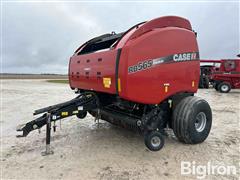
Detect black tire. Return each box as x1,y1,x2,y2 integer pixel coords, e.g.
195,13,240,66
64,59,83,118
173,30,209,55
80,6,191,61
172,96,212,144
214,81,221,91
76,111,87,119
204,77,209,89
198,75,204,88
144,131,164,151
218,82,231,93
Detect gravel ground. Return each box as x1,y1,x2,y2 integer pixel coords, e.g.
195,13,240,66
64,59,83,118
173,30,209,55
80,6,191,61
1,80,239,180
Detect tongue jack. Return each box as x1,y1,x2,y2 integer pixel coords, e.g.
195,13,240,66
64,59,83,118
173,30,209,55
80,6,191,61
41,113,54,156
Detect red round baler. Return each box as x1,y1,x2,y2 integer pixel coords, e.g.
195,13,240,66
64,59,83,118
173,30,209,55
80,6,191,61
17,16,212,152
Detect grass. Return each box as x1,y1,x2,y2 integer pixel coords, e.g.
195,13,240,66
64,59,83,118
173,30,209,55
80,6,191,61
46,79,69,84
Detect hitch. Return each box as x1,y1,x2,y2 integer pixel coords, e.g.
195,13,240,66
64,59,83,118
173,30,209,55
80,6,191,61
16,92,99,155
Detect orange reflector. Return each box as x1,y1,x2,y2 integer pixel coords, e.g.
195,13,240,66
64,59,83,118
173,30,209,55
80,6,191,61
118,78,121,92
192,81,195,87
165,86,168,92
164,83,170,93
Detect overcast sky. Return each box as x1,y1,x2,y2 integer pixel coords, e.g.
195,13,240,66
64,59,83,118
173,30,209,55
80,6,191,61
2,1,239,74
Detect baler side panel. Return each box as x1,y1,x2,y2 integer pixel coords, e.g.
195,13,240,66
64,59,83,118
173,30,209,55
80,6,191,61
118,27,199,104
69,50,118,94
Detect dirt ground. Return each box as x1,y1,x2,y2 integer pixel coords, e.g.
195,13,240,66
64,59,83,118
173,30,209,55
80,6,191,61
1,80,239,180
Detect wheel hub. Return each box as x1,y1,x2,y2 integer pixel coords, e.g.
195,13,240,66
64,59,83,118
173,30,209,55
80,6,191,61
195,112,207,132
221,85,229,91
151,136,161,148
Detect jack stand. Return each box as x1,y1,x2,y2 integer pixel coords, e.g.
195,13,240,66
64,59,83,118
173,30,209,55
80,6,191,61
42,113,54,156
95,117,99,128
53,121,56,132
96,109,101,128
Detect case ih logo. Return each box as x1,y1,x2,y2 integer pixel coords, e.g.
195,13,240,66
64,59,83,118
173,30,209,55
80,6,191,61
128,52,199,74
173,52,197,62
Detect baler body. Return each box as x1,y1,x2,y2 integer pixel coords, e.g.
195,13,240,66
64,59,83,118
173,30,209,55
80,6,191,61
69,16,200,104
17,16,213,152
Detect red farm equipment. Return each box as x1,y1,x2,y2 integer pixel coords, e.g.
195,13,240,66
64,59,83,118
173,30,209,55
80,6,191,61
17,16,212,153
199,59,240,93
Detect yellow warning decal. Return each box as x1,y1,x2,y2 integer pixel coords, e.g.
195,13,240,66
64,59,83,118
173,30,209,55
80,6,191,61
118,78,121,92
103,78,111,88
61,112,68,116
